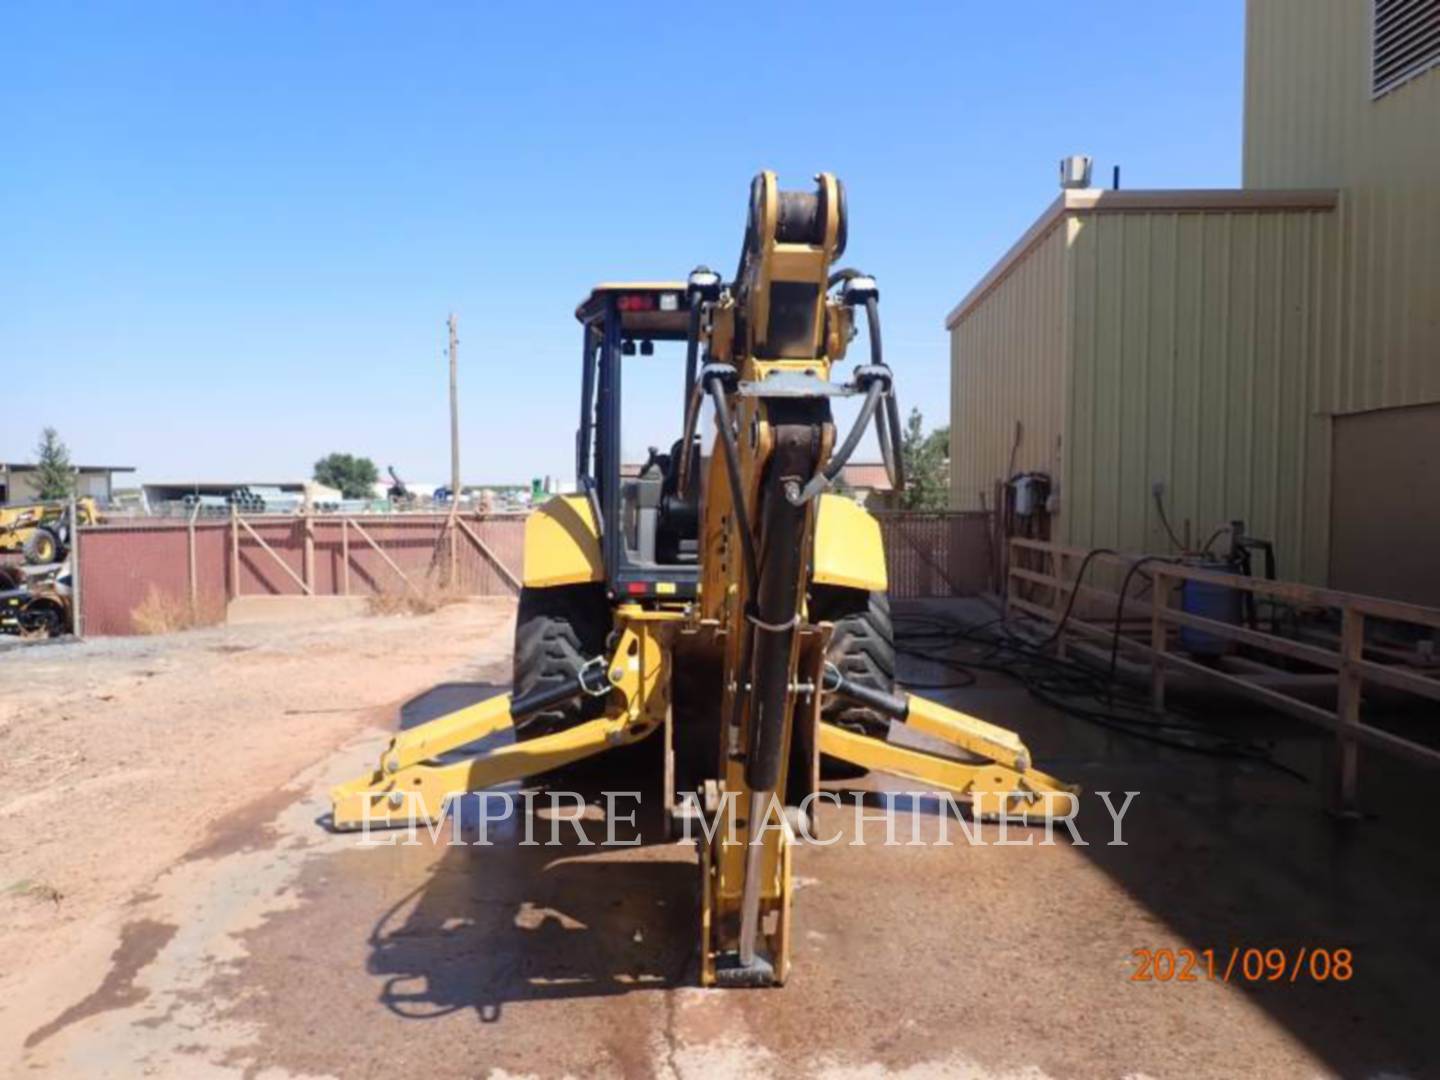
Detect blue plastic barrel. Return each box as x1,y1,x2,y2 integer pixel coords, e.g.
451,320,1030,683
1179,569,1241,657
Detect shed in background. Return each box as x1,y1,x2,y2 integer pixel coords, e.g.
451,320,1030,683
0,462,134,506
947,189,1339,586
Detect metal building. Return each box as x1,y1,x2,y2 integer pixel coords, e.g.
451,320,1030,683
1245,0,1440,604
0,462,134,506
947,0,1439,602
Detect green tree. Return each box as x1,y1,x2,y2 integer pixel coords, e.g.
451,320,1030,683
900,408,949,510
32,427,75,500
313,453,379,500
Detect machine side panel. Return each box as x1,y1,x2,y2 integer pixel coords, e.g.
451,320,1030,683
811,494,887,592
522,495,604,587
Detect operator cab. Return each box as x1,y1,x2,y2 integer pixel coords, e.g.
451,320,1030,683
574,282,703,601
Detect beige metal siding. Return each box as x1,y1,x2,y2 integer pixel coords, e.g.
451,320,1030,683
1063,207,1339,583
5,472,42,504
1245,0,1440,414
948,220,1069,510
1330,403,1440,606
76,474,111,501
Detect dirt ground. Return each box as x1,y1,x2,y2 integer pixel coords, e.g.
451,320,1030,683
0,598,1435,1078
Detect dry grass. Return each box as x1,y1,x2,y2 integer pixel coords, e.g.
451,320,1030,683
4,879,63,905
130,585,204,635
365,581,471,617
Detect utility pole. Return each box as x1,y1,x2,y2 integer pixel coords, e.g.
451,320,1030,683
447,313,461,502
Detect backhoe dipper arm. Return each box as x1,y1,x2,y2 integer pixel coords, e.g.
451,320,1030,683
691,172,1076,988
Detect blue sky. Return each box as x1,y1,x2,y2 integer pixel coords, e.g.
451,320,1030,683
2,1,1243,486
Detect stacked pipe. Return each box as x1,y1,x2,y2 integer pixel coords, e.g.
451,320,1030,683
223,488,267,513
218,487,305,515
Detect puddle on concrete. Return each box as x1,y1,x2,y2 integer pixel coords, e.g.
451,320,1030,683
25,918,178,1048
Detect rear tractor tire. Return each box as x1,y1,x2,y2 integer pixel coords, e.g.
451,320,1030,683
511,583,611,740
811,583,897,740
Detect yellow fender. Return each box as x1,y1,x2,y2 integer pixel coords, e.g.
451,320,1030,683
811,493,887,592
523,494,603,587
524,492,884,592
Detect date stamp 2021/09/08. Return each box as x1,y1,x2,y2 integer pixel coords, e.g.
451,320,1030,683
1129,947,1354,984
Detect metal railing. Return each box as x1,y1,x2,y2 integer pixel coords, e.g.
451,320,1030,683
1006,537,1440,813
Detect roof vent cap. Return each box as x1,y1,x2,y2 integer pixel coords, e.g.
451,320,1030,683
1059,155,1093,190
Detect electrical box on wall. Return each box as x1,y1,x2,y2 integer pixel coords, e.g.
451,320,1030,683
1010,473,1052,516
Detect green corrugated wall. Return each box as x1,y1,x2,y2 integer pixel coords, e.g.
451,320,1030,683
1063,207,1339,583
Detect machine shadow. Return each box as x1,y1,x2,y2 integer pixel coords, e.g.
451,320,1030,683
365,683,697,1024
897,600,1440,1078
1068,748,1440,1078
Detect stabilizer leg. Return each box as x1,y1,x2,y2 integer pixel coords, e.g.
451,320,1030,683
902,693,1033,773
817,683,1078,821
331,712,647,829
377,692,518,776
331,610,675,831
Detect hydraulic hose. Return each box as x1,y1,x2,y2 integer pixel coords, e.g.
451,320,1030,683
676,381,704,501
681,296,703,450
788,378,884,505
822,664,910,721
785,287,902,505
829,380,885,481
509,658,610,720
677,296,706,500
876,388,898,488
864,295,906,492
864,294,883,368
707,375,761,594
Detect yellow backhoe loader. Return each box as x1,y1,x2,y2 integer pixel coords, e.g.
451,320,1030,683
332,172,1076,986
